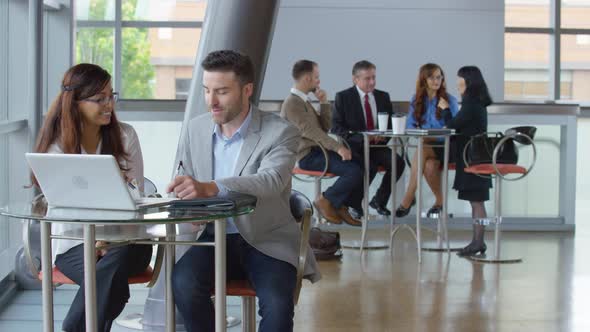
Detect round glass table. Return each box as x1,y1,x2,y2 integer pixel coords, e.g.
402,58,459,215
0,199,255,332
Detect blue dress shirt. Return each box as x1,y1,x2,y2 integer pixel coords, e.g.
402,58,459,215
212,108,253,234
406,94,459,129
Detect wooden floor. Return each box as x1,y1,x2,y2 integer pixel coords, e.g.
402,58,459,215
0,226,587,332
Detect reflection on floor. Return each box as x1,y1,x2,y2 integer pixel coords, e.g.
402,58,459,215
0,227,586,332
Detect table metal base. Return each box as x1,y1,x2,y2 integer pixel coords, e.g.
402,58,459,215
115,313,241,330
421,241,464,252
467,253,523,264
341,240,389,250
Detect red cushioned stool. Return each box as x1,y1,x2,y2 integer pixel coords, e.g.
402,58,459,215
463,128,537,264
39,265,155,285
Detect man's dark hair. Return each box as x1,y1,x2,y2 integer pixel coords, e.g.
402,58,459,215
292,60,317,80
352,60,376,76
201,50,255,85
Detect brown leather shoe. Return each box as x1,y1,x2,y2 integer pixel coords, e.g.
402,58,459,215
337,207,363,227
313,196,342,224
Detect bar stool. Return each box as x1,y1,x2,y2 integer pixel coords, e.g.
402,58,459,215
292,143,336,226
463,127,537,264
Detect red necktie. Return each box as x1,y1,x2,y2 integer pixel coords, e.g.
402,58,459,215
364,94,374,130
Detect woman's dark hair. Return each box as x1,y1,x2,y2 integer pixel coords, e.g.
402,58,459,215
457,66,492,106
34,63,128,172
412,63,449,126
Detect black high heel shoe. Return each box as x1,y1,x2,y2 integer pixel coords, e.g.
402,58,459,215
395,198,416,218
457,242,487,257
426,205,443,218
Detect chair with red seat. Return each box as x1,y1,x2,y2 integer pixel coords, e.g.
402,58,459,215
463,127,537,263
220,189,313,332
291,137,338,226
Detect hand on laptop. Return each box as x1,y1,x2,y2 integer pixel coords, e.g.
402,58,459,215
166,175,219,200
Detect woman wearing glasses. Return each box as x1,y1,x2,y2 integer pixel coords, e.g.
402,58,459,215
33,63,152,332
395,63,459,218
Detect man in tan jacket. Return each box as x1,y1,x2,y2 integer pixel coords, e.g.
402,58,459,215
280,60,362,226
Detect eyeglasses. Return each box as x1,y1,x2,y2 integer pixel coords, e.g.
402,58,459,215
83,92,119,106
427,75,444,82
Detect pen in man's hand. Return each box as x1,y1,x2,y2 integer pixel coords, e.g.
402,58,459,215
169,160,185,198
176,161,185,177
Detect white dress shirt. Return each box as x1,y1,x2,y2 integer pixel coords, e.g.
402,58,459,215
356,85,378,128
290,87,310,102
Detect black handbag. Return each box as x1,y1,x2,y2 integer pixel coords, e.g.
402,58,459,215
466,132,518,165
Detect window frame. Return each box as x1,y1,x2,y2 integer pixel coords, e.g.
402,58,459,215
505,0,590,101
74,0,203,102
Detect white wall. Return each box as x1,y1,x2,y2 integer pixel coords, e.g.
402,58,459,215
262,0,504,102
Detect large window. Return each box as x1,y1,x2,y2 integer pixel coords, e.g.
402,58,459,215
76,0,206,100
505,0,590,101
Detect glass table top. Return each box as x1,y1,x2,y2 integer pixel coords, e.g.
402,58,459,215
0,196,255,225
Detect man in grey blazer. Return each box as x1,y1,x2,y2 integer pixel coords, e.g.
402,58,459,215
167,50,320,332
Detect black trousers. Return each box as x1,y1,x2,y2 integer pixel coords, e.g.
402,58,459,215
55,243,152,332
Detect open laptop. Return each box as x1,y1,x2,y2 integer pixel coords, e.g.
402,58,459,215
26,153,175,211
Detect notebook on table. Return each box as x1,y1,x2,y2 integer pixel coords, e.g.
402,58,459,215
405,128,455,136
26,153,176,211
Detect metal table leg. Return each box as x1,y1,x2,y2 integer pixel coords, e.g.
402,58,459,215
422,136,462,252
215,219,227,332
40,221,54,332
165,224,176,332
389,139,397,249
83,224,98,331
389,138,420,254
415,138,423,263
346,133,389,251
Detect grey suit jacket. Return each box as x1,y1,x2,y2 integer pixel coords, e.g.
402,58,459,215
181,105,321,283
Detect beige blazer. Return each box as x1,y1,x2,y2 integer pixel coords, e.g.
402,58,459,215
280,93,343,161
181,106,321,282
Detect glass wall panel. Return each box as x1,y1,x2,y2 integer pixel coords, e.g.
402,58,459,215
505,0,550,28
560,34,590,101
122,0,206,21
121,28,201,99
76,27,115,75
76,0,116,21
505,33,551,100
562,0,590,29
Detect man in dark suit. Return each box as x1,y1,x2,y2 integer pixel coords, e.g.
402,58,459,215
332,60,405,217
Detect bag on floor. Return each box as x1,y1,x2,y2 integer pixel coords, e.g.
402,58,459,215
309,227,342,260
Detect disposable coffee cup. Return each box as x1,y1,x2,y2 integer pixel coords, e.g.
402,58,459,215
391,114,406,134
377,112,389,132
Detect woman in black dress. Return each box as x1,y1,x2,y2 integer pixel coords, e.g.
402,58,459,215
442,66,492,257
